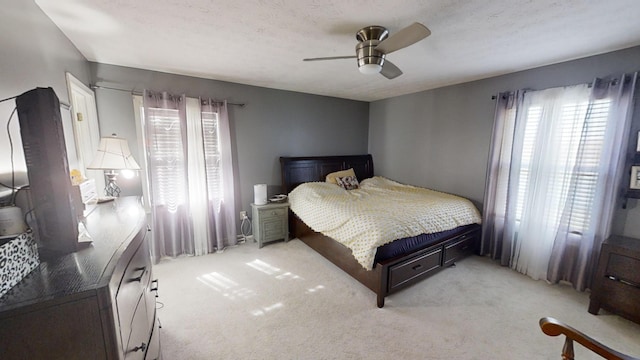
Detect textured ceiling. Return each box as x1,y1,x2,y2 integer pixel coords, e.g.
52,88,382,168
36,0,640,102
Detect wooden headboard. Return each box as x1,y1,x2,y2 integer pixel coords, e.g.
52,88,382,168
280,154,374,194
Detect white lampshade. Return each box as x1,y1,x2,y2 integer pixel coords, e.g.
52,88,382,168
87,136,140,170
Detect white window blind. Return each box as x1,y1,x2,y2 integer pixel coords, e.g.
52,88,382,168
201,111,222,201
514,98,611,234
138,98,224,210
146,107,187,212
565,99,610,233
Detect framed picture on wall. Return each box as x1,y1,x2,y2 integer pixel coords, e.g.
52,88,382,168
631,166,640,189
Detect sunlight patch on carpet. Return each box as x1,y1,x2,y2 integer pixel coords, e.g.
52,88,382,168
196,272,256,300
246,259,303,281
251,302,284,316
246,259,280,275
305,285,325,294
276,272,301,280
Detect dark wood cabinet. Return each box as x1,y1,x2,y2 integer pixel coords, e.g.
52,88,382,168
0,197,160,359
588,235,640,325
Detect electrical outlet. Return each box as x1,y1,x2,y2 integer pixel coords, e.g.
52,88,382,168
240,211,248,220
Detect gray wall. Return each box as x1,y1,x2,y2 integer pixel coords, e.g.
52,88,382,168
0,0,90,203
89,63,369,216
6,0,640,238
368,46,640,237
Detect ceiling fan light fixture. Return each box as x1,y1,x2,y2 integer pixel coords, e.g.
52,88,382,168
356,40,385,75
357,52,385,75
303,22,430,79
359,63,382,75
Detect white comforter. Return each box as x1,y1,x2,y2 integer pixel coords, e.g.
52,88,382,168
289,176,482,270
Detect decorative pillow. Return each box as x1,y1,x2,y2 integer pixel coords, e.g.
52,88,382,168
335,175,360,190
325,168,356,184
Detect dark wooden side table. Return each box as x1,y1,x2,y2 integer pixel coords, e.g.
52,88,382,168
588,235,640,325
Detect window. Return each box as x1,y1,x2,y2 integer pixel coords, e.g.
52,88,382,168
132,96,223,211
514,98,611,235
145,106,187,212
134,91,237,259
484,74,637,289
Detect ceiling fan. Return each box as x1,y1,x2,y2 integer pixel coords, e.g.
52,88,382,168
303,22,431,79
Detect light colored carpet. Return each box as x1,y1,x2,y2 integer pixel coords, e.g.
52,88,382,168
154,239,640,359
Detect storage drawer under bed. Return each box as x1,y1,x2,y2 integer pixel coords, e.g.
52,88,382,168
389,248,442,290
385,227,480,293
444,232,477,266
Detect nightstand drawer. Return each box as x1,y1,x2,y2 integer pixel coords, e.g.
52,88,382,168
263,219,285,238
259,208,286,220
606,253,640,285
589,235,640,325
599,278,640,323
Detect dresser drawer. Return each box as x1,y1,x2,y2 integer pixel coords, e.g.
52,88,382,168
124,296,149,360
444,232,477,266
116,239,151,351
259,208,286,220
144,278,157,330
389,248,442,290
145,316,161,360
606,253,640,285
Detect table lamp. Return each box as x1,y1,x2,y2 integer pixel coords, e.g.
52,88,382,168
87,134,140,197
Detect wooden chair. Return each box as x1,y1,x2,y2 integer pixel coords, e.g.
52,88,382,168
539,317,639,360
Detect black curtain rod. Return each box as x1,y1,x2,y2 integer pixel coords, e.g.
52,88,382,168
0,95,17,104
90,84,246,107
1,94,70,109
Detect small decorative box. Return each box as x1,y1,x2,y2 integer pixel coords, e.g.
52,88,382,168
0,231,40,298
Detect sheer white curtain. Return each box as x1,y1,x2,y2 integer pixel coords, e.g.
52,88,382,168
482,73,638,290
201,99,237,253
510,84,593,281
186,97,210,255
548,74,638,289
143,90,237,262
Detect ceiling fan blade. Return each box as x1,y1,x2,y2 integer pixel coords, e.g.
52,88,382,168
375,22,431,54
303,56,357,61
380,60,402,79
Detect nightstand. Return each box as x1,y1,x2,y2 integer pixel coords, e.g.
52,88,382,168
588,235,640,325
251,202,289,248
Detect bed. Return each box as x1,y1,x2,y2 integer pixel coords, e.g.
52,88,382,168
280,154,482,307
